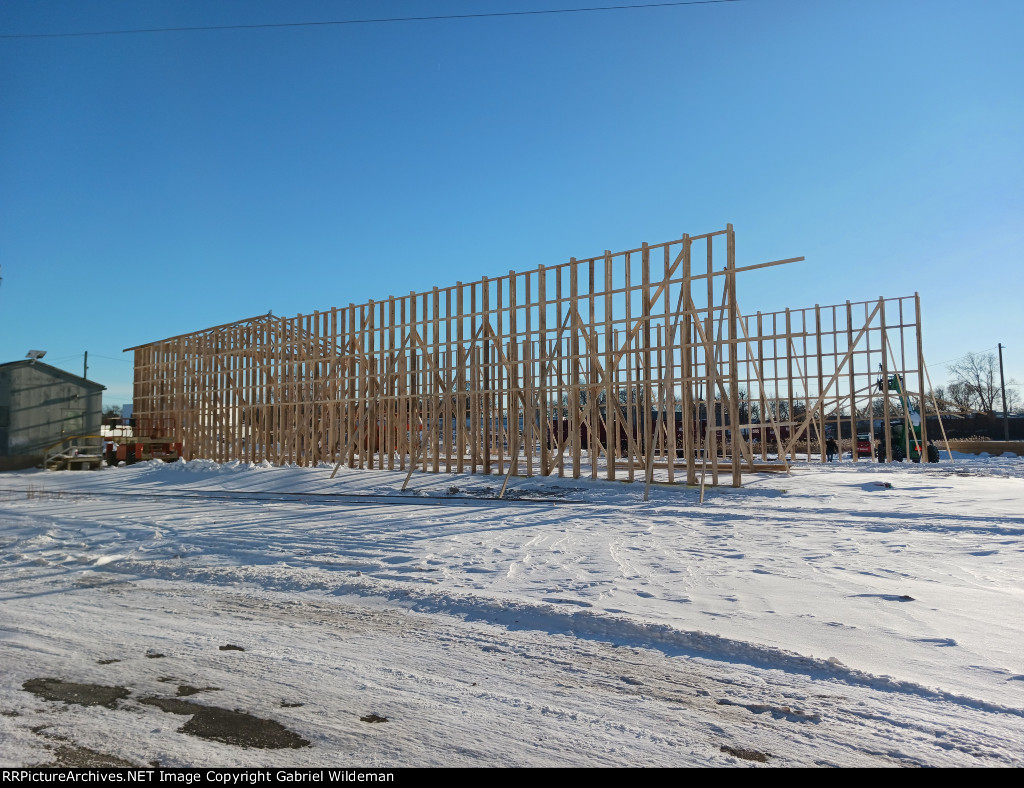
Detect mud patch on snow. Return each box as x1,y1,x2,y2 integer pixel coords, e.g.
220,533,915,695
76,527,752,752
23,678,130,709
716,697,821,723
28,716,142,767
176,684,220,697
40,743,139,768
139,697,310,749
720,744,770,763
502,486,578,500
541,597,593,608
139,697,196,715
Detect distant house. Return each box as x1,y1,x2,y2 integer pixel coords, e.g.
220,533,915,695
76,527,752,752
0,360,105,470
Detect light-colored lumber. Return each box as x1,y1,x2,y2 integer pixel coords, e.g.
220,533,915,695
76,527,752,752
126,229,933,492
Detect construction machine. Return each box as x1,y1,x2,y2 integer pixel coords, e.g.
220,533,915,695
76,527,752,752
875,371,939,463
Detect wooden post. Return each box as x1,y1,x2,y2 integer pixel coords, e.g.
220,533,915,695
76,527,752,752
589,258,599,480
456,282,466,474
846,300,856,462
880,298,893,463
706,240,718,486
682,236,695,485
922,361,954,460
663,245,676,483
624,251,636,482
538,267,548,477
568,260,580,478
482,276,491,476
727,225,741,487
639,244,652,487
815,304,825,463
915,293,928,451
604,251,615,480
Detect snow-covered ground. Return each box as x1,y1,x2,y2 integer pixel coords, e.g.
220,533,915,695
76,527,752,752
1,454,1021,767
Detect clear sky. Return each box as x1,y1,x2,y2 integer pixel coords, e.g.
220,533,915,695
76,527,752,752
1,0,1021,407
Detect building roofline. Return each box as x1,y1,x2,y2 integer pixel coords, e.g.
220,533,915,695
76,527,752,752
0,359,106,390
123,311,275,351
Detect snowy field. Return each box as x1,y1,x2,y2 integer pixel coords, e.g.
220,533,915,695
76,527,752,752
0,454,1022,768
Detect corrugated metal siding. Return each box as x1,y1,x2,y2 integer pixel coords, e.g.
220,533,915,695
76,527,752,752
0,364,103,460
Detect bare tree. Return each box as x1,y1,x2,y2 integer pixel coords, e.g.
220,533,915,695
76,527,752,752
1004,385,1022,414
763,400,789,422
925,385,947,415
947,381,976,414
947,352,1019,414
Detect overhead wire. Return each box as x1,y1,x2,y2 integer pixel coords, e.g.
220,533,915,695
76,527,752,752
89,354,133,363
929,347,998,368
0,1,744,40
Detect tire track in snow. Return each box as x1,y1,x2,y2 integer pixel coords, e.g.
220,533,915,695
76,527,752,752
90,555,1024,721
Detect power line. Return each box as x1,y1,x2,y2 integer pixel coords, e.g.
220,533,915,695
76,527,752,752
930,346,998,369
90,354,133,363
0,1,743,40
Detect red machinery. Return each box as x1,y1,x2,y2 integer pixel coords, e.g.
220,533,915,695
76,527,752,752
106,417,183,465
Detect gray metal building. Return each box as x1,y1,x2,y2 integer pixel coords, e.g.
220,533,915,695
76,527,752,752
0,360,105,470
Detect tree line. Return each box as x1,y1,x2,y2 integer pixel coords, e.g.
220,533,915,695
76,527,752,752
932,351,1020,416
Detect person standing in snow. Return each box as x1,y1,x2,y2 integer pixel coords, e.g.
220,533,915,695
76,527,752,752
826,437,838,462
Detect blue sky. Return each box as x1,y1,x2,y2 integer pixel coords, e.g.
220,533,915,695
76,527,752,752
1,0,1021,406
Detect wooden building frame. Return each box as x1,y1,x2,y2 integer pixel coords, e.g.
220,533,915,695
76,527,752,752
127,225,936,490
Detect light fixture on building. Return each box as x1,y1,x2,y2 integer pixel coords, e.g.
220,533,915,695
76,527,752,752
26,349,46,362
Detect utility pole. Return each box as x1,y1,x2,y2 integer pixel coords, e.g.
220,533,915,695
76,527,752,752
83,351,88,380
998,343,1008,440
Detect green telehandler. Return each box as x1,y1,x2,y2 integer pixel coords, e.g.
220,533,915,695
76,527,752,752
875,372,940,463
